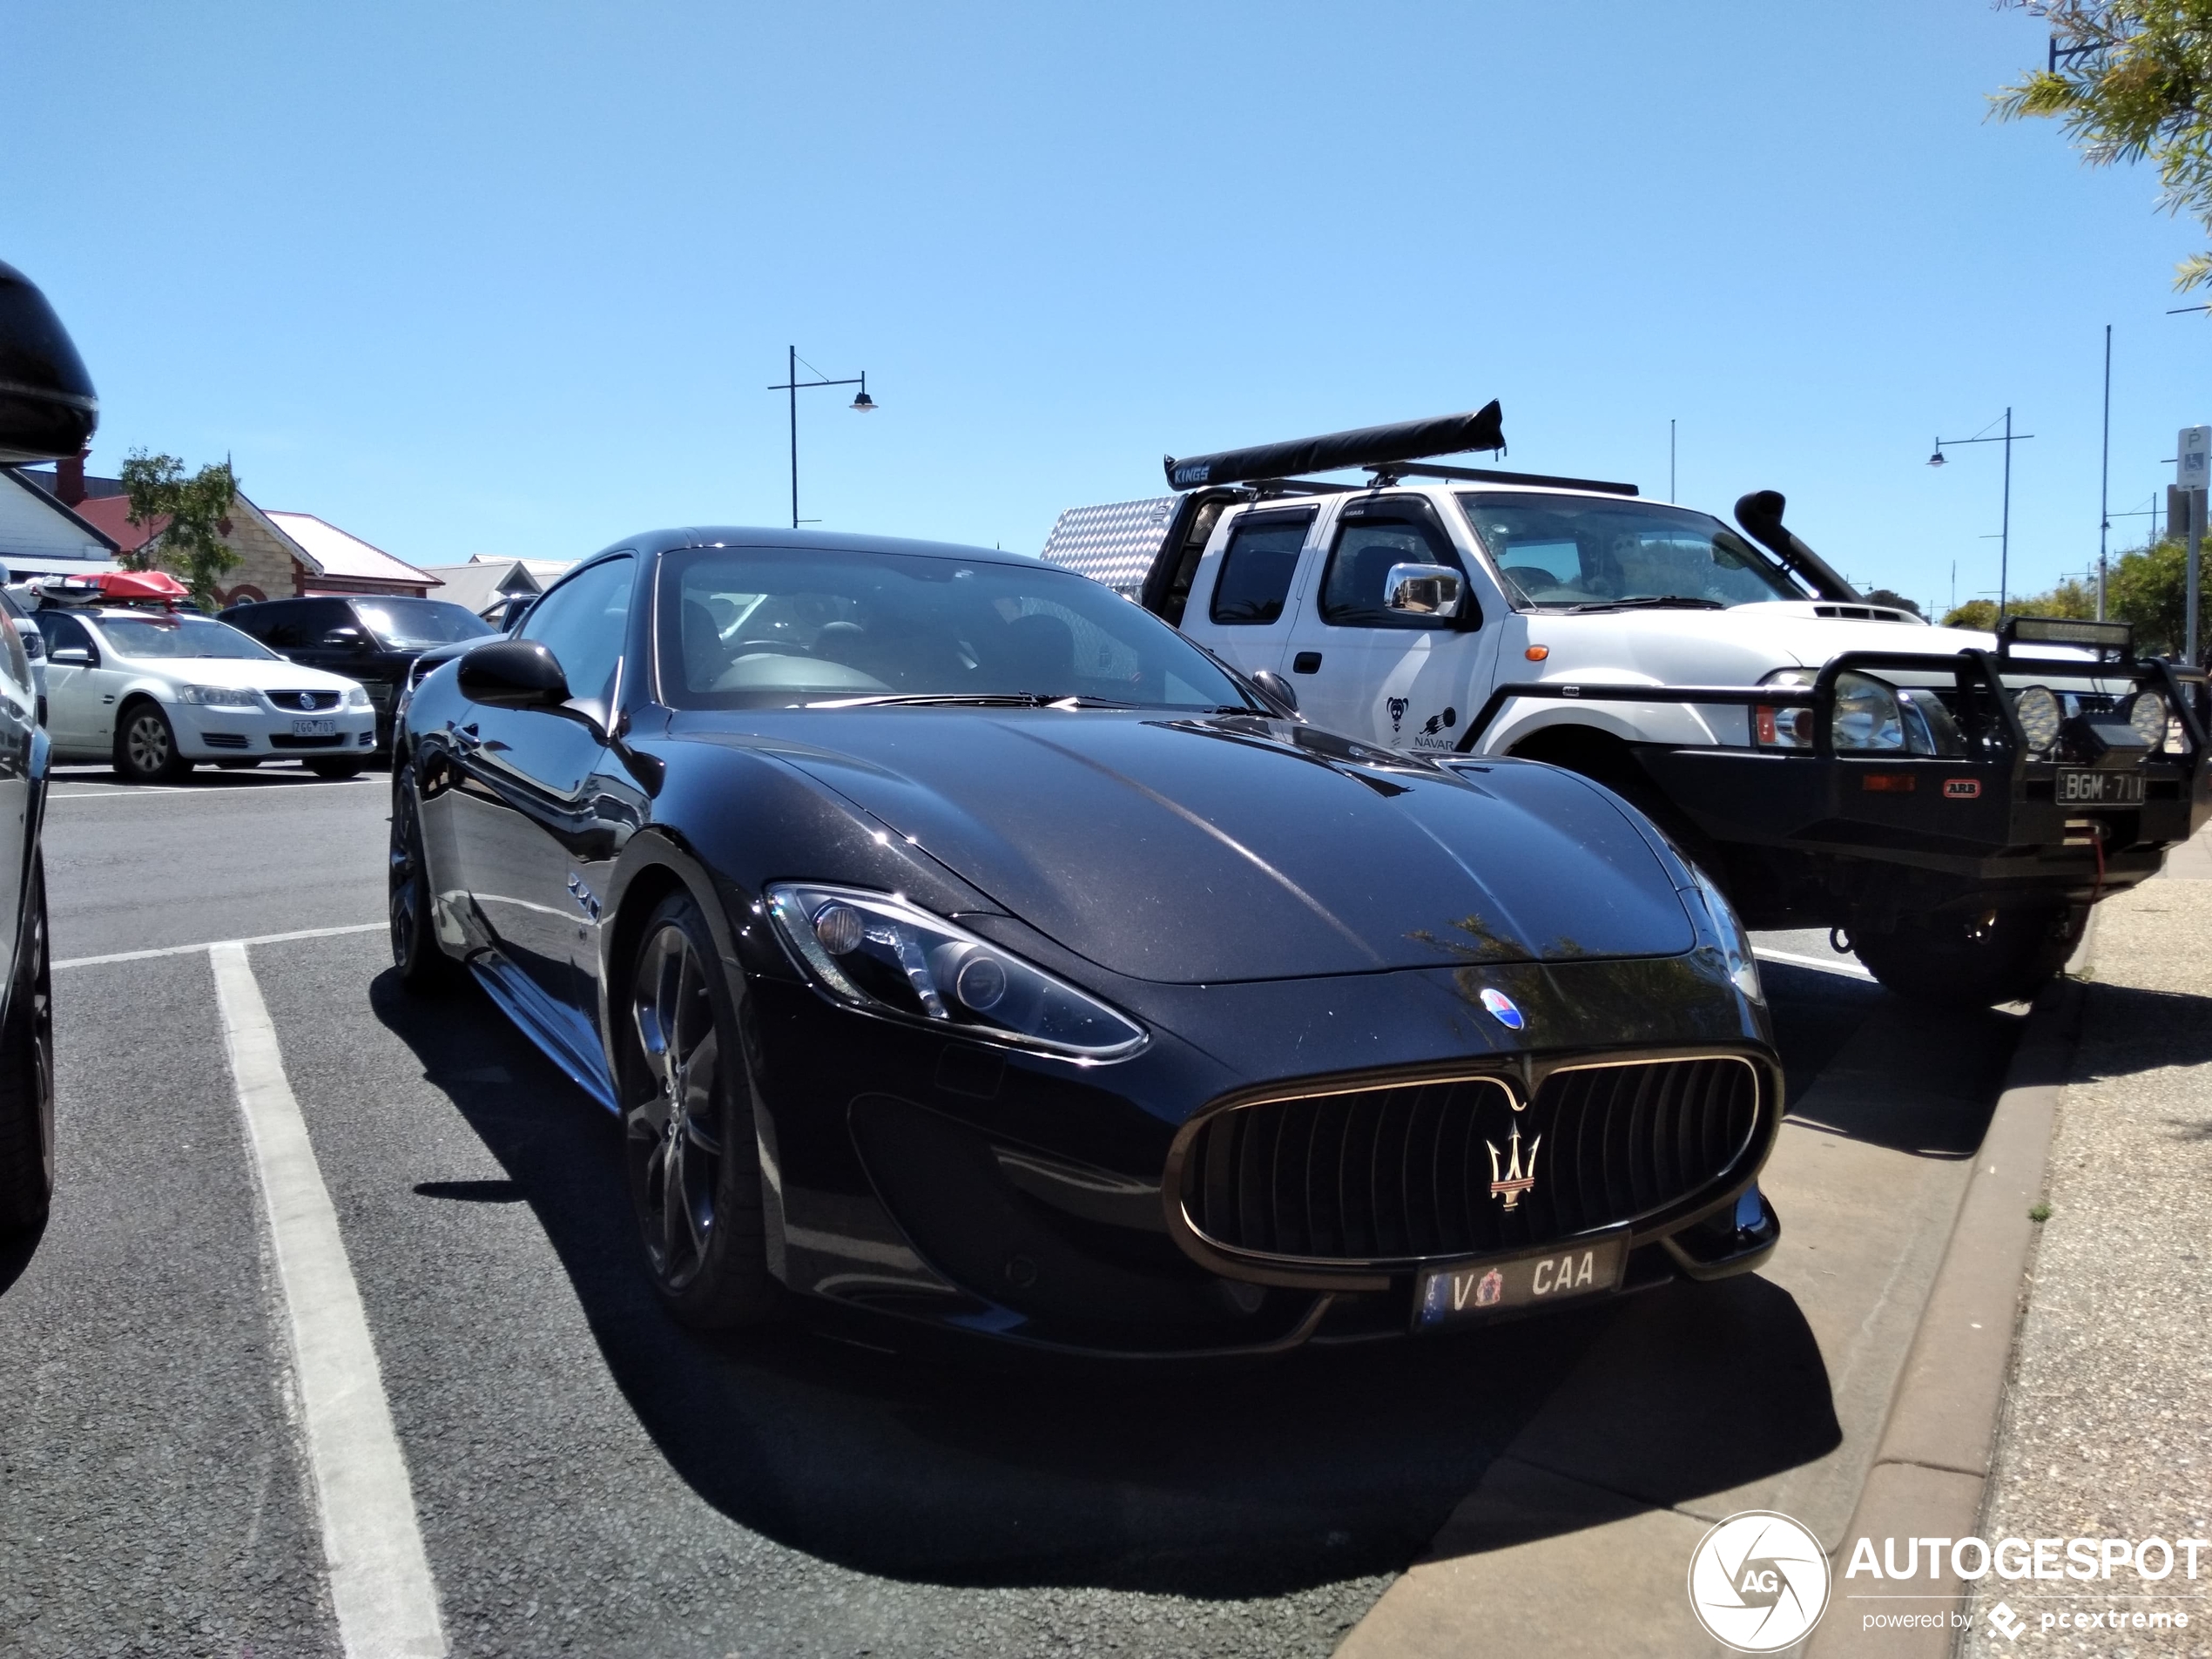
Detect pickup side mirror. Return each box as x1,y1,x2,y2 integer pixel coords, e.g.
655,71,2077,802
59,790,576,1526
1384,563,1464,618
321,625,368,650
47,644,94,667
456,638,569,711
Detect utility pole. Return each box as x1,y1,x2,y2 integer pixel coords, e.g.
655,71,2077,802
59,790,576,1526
766,347,877,530
1669,419,1676,501
2099,326,2111,621
2184,425,2210,664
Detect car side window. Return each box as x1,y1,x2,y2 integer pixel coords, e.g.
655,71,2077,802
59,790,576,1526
35,612,95,662
1318,500,1475,630
519,556,634,705
1208,511,1312,626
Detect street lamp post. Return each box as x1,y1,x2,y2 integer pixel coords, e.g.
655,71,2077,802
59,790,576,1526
766,345,876,530
1928,408,2035,620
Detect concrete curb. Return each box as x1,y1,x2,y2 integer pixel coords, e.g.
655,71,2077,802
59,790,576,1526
1804,920,2094,1657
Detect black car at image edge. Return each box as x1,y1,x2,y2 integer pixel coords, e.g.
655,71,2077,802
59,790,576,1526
219,593,495,751
391,526,1784,1356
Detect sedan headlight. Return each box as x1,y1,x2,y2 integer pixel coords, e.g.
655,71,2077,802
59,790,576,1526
345,685,374,709
1689,865,1762,1004
765,883,1148,1062
174,684,260,707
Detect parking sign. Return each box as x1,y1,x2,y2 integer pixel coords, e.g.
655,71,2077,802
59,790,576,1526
2180,426,2211,489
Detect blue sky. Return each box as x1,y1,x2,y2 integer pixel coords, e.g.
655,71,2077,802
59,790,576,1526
3,1,2206,615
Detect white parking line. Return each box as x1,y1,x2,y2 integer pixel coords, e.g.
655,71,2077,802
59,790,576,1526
55,922,382,971
48,779,375,799
1755,946,1877,981
209,941,447,1659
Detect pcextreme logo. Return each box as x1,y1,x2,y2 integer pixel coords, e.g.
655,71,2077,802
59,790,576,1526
1688,1510,1831,1651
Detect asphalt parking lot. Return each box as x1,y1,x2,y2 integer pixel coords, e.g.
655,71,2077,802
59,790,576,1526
0,765,2027,1658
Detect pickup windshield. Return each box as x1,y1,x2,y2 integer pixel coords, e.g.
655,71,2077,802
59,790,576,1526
658,545,1258,712
1456,493,1804,610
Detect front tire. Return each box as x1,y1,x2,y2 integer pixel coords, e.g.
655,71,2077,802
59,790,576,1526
620,894,778,1329
1852,900,2087,1009
388,782,457,993
0,858,56,1235
113,701,192,783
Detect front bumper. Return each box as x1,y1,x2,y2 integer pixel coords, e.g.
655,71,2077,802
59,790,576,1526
179,704,379,761
743,951,1782,1359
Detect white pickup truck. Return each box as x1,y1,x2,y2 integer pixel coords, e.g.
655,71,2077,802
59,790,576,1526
1042,409,2212,1007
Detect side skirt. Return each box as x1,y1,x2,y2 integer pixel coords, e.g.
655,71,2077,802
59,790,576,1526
468,951,619,1114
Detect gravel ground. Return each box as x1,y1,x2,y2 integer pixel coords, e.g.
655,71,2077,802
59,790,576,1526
1962,876,2212,1656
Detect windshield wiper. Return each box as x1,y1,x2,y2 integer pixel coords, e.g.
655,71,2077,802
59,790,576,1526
1562,596,1727,613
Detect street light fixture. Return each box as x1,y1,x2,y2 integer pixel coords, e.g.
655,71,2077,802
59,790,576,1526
1928,408,2034,620
767,346,877,529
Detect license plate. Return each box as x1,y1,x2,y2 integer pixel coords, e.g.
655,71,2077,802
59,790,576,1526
1413,1231,1629,1331
291,717,337,737
2057,768,2144,806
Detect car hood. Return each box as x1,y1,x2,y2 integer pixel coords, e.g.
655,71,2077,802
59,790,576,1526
118,657,362,692
734,710,1696,984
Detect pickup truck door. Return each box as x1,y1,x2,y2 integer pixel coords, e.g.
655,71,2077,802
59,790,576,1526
1279,494,1507,753
1170,504,1317,685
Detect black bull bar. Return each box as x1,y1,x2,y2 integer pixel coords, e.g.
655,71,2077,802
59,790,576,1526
1453,648,2212,888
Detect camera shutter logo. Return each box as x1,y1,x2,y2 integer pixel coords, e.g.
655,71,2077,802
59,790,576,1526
1686,1510,1830,1651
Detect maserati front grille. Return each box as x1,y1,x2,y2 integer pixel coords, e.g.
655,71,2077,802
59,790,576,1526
1177,1055,1764,1266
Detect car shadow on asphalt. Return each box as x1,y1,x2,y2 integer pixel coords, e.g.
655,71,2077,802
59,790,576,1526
371,970,1843,1598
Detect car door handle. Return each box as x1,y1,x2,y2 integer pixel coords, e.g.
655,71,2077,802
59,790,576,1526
1292,651,1323,674
451,722,481,752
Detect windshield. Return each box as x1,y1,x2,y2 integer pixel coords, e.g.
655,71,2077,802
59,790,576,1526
659,546,1256,712
93,614,278,660
1456,493,1804,610
354,598,496,650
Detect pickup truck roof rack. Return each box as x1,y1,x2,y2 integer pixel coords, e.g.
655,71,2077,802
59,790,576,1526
1363,460,1639,496
1164,405,1507,490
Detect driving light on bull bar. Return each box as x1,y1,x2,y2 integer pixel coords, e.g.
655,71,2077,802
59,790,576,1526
766,882,1148,1062
2013,685,2062,752
2124,690,2171,750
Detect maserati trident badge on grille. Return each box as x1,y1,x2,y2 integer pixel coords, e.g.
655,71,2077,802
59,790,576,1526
1479,988,1525,1029
1487,1125,1540,1210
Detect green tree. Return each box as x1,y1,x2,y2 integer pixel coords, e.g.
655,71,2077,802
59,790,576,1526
1864,586,1926,617
1939,579,2097,631
1942,598,2000,631
1993,2,2212,293
118,450,240,610
2107,536,2212,655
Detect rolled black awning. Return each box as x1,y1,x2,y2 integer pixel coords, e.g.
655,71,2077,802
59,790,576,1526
1163,403,1503,491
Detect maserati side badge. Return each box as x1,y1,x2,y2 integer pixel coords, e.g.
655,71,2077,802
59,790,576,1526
1479,988,1525,1029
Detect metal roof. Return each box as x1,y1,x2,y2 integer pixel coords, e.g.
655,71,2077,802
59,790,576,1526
265,511,439,589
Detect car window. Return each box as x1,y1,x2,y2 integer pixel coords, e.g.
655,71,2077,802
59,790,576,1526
1208,511,1312,626
1457,493,1802,609
35,612,95,658
658,545,1254,711
519,556,633,704
92,614,280,660
354,598,495,651
1318,500,1470,629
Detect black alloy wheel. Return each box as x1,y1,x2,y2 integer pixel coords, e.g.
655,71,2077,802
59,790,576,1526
621,894,776,1328
0,857,56,1234
388,782,456,992
308,759,366,780
114,701,192,784
1852,900,2087,1009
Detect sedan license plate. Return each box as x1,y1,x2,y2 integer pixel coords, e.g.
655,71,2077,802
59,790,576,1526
2057,768,2144,806
1413,1231,1629,1332
291,717,337,738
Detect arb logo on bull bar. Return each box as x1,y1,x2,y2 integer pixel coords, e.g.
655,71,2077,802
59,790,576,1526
1687,1510,1831,1651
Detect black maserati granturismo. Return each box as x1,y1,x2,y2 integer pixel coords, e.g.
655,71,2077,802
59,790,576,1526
390,528,1784,1356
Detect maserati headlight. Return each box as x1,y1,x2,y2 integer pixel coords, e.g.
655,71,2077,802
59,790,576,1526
1831,671,1905,752
175,684,259,707
765,883,1148,1062
1689,865,1763,1005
